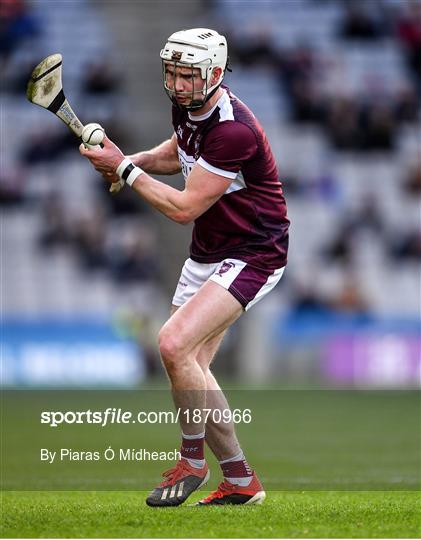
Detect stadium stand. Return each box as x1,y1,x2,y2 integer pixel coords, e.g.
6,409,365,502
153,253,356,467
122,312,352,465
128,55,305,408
1,0,420,383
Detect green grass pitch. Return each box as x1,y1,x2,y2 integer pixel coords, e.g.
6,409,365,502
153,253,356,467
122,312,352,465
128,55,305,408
2,490,419,538
1,389,420,537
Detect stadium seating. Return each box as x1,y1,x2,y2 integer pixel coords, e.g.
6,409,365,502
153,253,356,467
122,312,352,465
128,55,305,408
1,0,419,384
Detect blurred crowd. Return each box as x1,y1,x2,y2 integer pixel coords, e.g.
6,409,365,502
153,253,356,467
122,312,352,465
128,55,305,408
1,0,167,376
226,0,420,151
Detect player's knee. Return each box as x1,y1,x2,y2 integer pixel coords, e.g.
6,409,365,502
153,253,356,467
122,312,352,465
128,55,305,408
158,327,184,367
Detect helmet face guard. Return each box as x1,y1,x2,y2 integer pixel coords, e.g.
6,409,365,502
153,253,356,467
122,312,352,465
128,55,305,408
160,28,228,111
162,59,223,111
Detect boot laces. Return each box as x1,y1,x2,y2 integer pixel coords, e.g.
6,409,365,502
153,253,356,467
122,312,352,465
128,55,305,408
160,459,191,486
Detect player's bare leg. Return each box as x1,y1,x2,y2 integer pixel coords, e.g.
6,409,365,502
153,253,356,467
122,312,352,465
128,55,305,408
162,313,241,460
146,280,243,506
159,281,242,431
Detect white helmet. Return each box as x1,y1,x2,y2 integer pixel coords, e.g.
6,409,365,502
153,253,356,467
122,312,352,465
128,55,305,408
160,28,228,110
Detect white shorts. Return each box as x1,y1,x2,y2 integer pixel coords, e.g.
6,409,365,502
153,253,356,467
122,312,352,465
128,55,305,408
172,258,285,311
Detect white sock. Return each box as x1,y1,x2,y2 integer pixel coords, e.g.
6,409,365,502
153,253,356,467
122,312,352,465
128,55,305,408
224,476,253,486
182,431,205,439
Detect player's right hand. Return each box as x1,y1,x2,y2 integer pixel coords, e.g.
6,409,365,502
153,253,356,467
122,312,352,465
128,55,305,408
79,135,124,185
79,134,125,174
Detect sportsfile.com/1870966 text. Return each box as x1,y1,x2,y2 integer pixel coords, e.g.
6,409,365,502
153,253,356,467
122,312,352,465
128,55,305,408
40,408,252,428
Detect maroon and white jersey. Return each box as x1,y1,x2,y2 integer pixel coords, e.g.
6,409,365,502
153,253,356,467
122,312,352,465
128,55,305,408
172,86,289,270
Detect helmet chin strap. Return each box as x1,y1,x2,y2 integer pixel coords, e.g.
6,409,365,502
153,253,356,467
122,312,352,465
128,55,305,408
172,81,222,111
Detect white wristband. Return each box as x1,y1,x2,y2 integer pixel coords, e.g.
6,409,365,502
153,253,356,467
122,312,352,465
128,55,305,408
116,158,144,187
116,158,132,178
126,167,142,186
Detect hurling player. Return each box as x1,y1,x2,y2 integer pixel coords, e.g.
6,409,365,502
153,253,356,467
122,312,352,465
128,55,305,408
80,28,289,506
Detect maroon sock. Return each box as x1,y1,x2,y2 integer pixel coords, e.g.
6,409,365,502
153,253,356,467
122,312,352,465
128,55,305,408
180,431,205,461
220,452,253,483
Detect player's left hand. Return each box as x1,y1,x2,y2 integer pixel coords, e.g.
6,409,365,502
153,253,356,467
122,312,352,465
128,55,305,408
79,134,124,183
